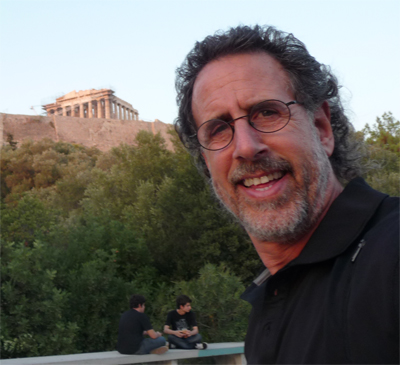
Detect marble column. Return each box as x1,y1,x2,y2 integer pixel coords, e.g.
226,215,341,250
88,101,93,118
62,108,66,116
97,100,102,118
105,98,111,118
80,104,84,118
118,104,122,120
70,105,74,117
114,101,117,119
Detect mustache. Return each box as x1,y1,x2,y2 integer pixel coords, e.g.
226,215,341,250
229,156,292,184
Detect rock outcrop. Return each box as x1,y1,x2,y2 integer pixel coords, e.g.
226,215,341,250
1,113,174,151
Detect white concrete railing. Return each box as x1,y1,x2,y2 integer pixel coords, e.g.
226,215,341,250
1,342,246,365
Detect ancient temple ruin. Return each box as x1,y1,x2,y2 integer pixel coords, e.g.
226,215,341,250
42,89,139,120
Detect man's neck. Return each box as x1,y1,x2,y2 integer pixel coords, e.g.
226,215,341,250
177,309,186,315
251,177,343,275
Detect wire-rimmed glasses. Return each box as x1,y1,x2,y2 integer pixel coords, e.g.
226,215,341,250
192,99,301,151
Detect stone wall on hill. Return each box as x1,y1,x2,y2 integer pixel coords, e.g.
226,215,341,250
0,113,174,151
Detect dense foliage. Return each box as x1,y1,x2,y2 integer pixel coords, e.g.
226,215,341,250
360,112,400,196
1,113,398,359
0,131,257,359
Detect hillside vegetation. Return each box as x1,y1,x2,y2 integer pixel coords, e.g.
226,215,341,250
1,113,398,359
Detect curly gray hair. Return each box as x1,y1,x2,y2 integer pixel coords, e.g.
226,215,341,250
174,25,362,181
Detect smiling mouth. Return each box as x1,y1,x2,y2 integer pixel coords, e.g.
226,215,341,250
242,171,284,189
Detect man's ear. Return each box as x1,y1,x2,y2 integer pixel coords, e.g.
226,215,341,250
314,101,335,157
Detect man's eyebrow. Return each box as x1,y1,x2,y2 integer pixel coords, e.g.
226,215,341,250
205,112,232,122
206,101,259,122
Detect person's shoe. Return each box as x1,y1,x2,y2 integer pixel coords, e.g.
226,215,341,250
150,345,168,355
195,342,208,350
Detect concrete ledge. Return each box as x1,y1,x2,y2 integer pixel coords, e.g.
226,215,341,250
1,342,245,365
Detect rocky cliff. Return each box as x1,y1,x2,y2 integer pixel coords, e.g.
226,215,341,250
1,113,174,151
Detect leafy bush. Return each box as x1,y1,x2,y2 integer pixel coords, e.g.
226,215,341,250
1,241,79,358
151,264,251,343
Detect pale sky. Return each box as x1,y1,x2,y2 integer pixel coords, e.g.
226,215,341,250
0,0,399,131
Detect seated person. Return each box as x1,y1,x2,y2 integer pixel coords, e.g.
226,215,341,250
164,295,207,350
117,294,168,355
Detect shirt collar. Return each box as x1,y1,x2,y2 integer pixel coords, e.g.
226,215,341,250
288,177,387,266
243,178,387,294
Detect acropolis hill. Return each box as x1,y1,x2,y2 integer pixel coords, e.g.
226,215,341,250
1,89,173,151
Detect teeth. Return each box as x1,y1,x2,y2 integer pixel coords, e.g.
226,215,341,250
243,171,283,187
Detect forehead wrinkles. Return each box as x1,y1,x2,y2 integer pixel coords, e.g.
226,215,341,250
192,53,294,123
192,68,241,117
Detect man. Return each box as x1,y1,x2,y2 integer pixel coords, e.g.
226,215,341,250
174,25,399,364
164,295,207,349
116,294,168,355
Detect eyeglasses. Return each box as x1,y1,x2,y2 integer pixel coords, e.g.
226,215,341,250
192,99,301,151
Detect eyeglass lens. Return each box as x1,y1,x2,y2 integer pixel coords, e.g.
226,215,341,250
197,100,291,151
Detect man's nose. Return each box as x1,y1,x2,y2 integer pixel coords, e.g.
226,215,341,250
231,118,270,161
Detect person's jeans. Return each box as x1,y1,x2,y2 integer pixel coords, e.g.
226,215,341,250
135,336,166,354
168,334,202,349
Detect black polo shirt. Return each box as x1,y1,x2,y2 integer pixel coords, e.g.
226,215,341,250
241,178,399,364
116,309,152,354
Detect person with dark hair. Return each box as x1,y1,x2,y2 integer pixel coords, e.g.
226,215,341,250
174,25,399,364
117,295,168,355
163,295,207,350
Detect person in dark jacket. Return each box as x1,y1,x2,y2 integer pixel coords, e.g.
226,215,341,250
117,294,167,355
174,24,399,364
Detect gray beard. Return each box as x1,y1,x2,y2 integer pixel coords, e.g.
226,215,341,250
210,143,331,244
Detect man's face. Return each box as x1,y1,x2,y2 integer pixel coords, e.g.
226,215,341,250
180,303,192,313
191,52,335,244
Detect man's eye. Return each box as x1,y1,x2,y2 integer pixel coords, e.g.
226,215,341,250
260,109,277,117
209,123,229,137
253,108,280,122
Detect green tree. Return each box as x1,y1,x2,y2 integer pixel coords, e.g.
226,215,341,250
1,139,100,206
363,112,400,154
82,130,176,220
6,134,18,150
0,132,260,359
361,112,400,196
126,132,260,283
1,241,79,359
49,214,152,283
171,264,251,343
63,249,133,353
1,194,57,246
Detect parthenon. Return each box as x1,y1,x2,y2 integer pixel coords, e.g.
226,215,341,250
42,89,139,120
